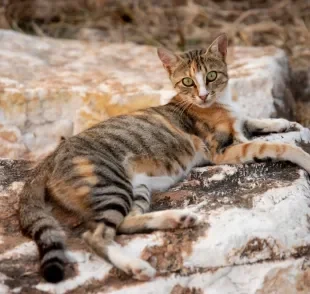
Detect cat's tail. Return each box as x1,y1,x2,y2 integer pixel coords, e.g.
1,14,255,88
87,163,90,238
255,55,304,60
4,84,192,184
19,159,67,283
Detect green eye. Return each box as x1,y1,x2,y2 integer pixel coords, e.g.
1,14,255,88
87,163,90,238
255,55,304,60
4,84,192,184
182,77,194,87
207,71,217,82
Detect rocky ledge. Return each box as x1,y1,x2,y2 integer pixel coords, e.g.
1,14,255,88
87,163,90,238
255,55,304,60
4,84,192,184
1,129,310,294
0,29,297,160
0,29,309,293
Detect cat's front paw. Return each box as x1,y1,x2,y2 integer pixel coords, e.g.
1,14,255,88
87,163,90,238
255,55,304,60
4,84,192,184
274,119,303,133
265,119,303,133
287,121,303,132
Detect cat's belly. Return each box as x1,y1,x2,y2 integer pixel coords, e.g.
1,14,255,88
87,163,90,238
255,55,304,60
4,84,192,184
131,151,205,192
132,173,185,192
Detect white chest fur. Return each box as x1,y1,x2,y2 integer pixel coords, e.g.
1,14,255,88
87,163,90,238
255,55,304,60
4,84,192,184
218,85,248,143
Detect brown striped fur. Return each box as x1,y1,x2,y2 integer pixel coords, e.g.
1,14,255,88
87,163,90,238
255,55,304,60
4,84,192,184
19,33,309,284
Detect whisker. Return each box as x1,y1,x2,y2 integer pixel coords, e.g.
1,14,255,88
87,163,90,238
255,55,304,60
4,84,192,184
172,100,189,117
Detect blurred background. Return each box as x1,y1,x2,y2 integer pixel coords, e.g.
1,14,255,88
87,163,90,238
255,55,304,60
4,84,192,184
0,0,308,67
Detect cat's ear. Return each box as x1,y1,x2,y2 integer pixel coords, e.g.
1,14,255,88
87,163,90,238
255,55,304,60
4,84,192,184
157,48,179,72
207,33,228,60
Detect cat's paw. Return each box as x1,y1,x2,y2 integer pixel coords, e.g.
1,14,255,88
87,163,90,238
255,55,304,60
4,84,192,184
179,212,200,228
125,259,156,281
167,210,201,229
287,121,303,132
106,243,156,280
264,119,303,133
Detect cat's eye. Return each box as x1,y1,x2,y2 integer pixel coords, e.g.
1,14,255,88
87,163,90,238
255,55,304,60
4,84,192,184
207,71,217,82
182,77,194,87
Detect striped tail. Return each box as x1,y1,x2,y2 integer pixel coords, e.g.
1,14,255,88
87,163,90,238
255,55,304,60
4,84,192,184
19,162,67,283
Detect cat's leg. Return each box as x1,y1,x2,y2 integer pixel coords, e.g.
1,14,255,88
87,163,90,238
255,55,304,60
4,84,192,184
212,141,310,173
83,185,200,277
129,184,151,216
118,209,201,234
244,118,303,134
118,183,201,234
83,180,156,280
83,222,156,280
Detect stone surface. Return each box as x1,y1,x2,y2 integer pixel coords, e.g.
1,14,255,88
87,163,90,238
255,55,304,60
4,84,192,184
0,29,296,160
1,130,310,293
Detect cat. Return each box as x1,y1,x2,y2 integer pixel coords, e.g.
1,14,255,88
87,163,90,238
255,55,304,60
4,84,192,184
19,33,309,284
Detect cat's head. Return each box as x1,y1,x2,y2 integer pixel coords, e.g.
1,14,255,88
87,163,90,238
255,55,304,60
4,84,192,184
157,34,228,108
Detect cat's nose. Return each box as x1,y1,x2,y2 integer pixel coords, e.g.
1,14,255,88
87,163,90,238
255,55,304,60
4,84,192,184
199,94,208,102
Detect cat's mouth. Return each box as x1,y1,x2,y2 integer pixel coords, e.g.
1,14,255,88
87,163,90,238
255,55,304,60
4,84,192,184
199,93,209,102
196,94,215,108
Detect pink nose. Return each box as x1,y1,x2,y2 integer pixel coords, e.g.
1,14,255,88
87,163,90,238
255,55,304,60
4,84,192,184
199,95,208,102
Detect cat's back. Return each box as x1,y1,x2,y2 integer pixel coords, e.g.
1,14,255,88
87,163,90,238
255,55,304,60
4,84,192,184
69,106,195,159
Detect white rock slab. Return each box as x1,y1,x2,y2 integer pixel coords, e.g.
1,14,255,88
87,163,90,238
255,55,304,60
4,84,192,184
0,129,310,293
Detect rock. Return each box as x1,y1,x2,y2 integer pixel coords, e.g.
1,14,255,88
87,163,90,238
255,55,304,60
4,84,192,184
1,130,310,293
0,29,297,160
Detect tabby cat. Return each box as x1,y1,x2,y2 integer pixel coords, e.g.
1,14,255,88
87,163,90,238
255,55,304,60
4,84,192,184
19,33,309,284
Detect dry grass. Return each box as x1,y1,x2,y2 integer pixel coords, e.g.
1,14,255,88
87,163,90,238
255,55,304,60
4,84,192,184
3,0,310,67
